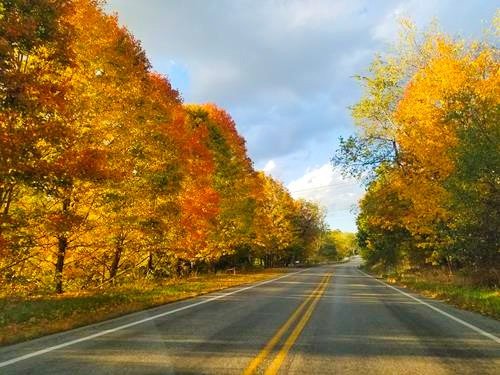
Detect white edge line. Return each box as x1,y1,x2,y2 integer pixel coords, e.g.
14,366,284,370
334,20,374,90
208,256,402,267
357,269,500,344
0,268,312,368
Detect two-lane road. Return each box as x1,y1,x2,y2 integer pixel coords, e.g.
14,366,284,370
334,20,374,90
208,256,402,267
1,258,499,374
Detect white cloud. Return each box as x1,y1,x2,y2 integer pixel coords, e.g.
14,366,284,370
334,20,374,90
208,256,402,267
262,159,277,174
287,163,364,215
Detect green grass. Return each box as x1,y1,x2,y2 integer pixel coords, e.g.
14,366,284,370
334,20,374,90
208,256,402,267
382,271,500,320
0,269,284,346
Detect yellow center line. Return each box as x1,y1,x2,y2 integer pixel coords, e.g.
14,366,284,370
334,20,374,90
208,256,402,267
264,274,331,375
242,273,332,375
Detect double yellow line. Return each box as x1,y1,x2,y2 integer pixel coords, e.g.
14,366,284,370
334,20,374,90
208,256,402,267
242,273,332,375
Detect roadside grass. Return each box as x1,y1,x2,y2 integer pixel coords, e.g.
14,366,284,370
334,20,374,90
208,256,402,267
0,269,285,347
375,268,500,320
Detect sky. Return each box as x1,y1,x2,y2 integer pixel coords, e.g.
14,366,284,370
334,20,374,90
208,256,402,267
105,0,497,232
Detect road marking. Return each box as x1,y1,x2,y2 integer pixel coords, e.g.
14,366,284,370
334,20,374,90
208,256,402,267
242,273,331,375
357,269,500,344
264,274,331,375
0,268,312,369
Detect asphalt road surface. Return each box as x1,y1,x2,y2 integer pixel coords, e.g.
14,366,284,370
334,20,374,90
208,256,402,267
1,257,499,374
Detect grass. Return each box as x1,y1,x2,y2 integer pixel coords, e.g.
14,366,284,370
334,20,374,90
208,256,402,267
0,269,284,347
377,268,500,320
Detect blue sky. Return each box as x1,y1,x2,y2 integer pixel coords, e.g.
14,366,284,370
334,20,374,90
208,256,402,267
105,0,497,232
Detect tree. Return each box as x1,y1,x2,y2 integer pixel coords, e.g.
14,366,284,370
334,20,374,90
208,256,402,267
343,17,499,283
394,35,499,281
332,20,447,182
0,0,74,247
251,173,295,267
184,104,258,266
288,199,326,263
0,0,337,294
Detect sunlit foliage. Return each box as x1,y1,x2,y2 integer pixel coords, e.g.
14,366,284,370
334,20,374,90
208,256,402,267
337,18,499,284
0,0,327,294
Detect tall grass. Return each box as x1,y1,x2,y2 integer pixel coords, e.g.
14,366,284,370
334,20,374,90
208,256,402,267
385,269,500,320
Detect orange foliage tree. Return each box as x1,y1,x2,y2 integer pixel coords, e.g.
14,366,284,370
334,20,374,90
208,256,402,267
0,0,326,294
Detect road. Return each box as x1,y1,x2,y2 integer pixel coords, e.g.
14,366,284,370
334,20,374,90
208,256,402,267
1,257,499,374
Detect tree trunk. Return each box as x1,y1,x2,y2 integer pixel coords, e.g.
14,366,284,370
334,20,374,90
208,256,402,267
109,235,124,280
55,197,70,294
147,251,154,275
446,256,454,277
0,184,16,237
1,183,15,217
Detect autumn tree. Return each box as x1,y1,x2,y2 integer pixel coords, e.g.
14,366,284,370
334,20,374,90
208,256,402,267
184,104,258,268
394,34,499,281
342,17,499,283
332,20,447,182
1,0,333,294
250,173,293,267
288,199,326,263
0,0,77,291
0,0,75,271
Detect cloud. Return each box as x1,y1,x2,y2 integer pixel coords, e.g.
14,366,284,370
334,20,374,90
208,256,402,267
107,0,497,164
288,163,364,217
262,160,277,174
105,0,388,164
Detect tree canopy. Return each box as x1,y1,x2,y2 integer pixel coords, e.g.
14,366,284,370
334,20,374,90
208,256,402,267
334,18,499,285
0,0,327,294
